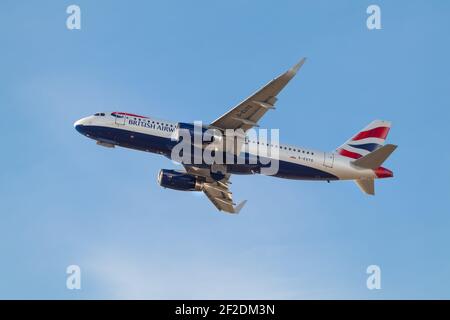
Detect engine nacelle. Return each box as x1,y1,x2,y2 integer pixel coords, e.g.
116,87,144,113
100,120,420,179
157,169,203,191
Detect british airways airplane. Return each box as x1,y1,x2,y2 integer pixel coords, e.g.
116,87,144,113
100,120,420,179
74,58,397,214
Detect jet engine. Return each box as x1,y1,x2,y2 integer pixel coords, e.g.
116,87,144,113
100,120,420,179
157,169,203,191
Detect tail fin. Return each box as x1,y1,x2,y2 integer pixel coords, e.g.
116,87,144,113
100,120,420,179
337,120,391,159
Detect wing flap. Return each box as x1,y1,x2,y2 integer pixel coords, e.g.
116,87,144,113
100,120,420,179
183,165,246,214
203,181,246,214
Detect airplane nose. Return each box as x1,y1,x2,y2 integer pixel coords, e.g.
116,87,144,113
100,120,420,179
74,119,83,133
74,124,83,134
74,117,90,134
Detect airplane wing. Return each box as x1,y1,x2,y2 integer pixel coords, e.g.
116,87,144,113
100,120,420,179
182,59,306,213
183,165,246,214
210,58,306,132
203,180,246,214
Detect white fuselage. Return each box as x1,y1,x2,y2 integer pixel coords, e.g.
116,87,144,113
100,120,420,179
74,112,382,181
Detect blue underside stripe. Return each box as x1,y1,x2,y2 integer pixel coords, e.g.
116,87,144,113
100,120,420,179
76,125,339,181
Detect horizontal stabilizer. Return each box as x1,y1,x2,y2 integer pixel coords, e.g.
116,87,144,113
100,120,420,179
355,179,375,195
352,144,397,169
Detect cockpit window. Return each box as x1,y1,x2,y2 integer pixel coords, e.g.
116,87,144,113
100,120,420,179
94,113,105,116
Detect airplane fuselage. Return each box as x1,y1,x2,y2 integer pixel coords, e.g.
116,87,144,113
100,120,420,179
74,112,391,182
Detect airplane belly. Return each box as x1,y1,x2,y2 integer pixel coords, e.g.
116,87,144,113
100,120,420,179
80,125,175,155
272,159,339,180
226,155,339,180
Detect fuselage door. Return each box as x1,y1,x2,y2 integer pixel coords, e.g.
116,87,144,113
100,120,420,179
115,114,126,125
323,152,334,168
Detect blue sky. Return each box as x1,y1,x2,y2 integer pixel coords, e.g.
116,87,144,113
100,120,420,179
1,0,449,299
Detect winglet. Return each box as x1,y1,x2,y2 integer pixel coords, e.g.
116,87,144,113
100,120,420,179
289,57,307,75
233,200,247,214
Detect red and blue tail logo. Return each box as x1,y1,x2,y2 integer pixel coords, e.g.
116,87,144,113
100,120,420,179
337,120,391,159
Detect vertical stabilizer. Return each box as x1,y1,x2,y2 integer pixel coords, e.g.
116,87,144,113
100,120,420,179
337,120,391,159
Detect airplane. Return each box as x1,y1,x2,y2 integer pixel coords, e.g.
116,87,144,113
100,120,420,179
74,58,397,214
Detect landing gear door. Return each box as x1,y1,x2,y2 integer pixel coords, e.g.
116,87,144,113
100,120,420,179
323,152,334,168
115,114,126,125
